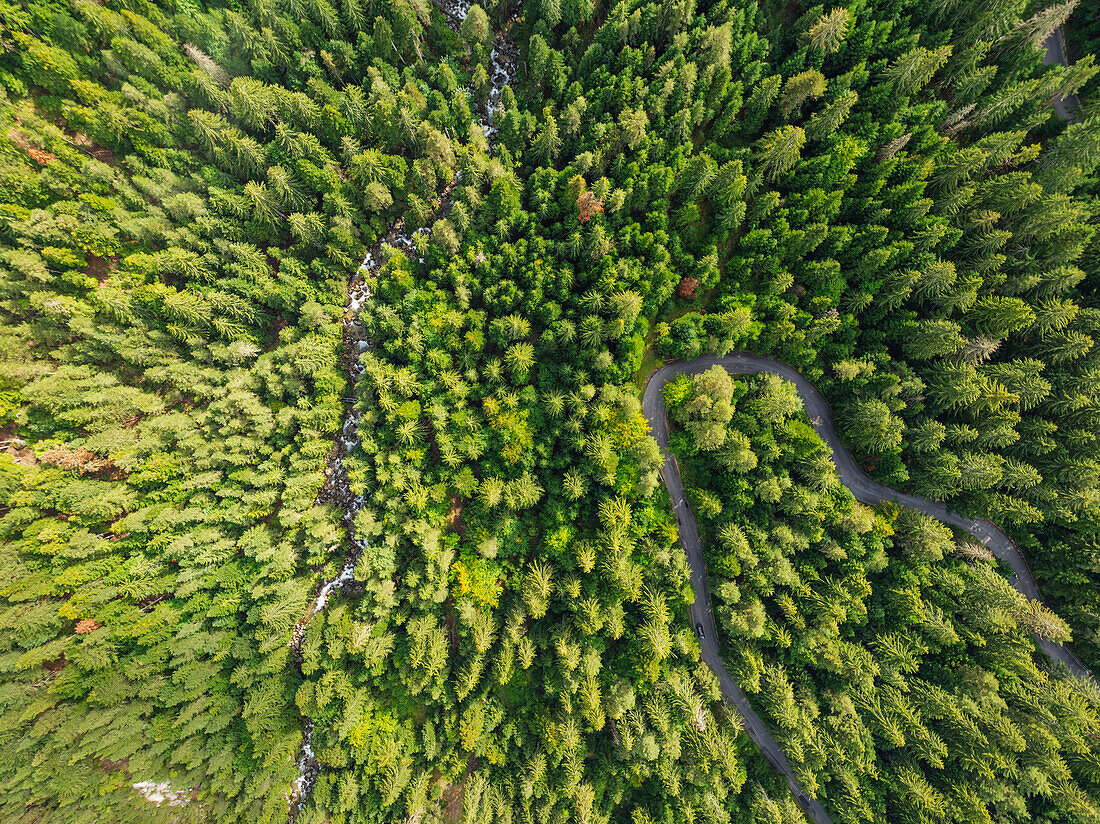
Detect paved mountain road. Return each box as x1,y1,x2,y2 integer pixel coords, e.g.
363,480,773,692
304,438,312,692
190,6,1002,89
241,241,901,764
643,354,1094,824
638,27,1079,824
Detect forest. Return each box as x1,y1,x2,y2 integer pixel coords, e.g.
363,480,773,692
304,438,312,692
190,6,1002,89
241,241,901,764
0,0,1099,820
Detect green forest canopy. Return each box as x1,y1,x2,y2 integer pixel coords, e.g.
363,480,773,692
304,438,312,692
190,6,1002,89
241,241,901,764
1,0,1100,821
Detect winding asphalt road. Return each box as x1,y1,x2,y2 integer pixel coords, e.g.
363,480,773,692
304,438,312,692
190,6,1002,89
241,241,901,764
643,354,1095,824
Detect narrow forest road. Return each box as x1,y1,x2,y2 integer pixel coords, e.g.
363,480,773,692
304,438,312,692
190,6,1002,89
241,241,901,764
643,353,1096,824
1043,27,1080,121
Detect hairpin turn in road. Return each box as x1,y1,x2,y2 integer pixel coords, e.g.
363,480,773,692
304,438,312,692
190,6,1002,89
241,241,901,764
643,353,1094,824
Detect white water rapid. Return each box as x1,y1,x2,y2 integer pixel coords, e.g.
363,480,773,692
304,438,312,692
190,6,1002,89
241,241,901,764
287,4,517,818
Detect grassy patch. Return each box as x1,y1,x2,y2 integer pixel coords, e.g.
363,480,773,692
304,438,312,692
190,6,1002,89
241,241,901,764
632,329,663,396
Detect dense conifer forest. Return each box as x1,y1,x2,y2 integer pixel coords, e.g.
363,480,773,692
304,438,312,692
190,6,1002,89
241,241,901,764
2,0,1100,820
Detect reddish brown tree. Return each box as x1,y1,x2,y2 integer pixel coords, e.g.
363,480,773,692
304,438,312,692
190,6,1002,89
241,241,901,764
677,276,699,298
75,619,102,634
577,190,605,222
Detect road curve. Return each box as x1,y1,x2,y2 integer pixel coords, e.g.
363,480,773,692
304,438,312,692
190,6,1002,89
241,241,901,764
643,353,1095,824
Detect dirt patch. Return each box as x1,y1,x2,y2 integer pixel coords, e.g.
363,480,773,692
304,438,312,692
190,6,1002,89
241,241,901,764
437,758,477,824
136,593,172,613
445,600,459,652
69,131,119,166
4,446,37,467
42,655,68,673
7,128,56,165
0,434,37,467
446,495,464,536
86,254,118,286
441,780,465,824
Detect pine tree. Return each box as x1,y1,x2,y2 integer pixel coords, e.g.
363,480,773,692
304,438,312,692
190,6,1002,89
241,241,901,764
461,4,492,49
754,125,806,182
884,45,953,95
523,560,554,619
741,75,782,136
532,108,562,166
806,91,858,141
1002,0,1079,55
779,70,827,119
803,7,852,54
1039,115,1100,193
618,107,649,150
